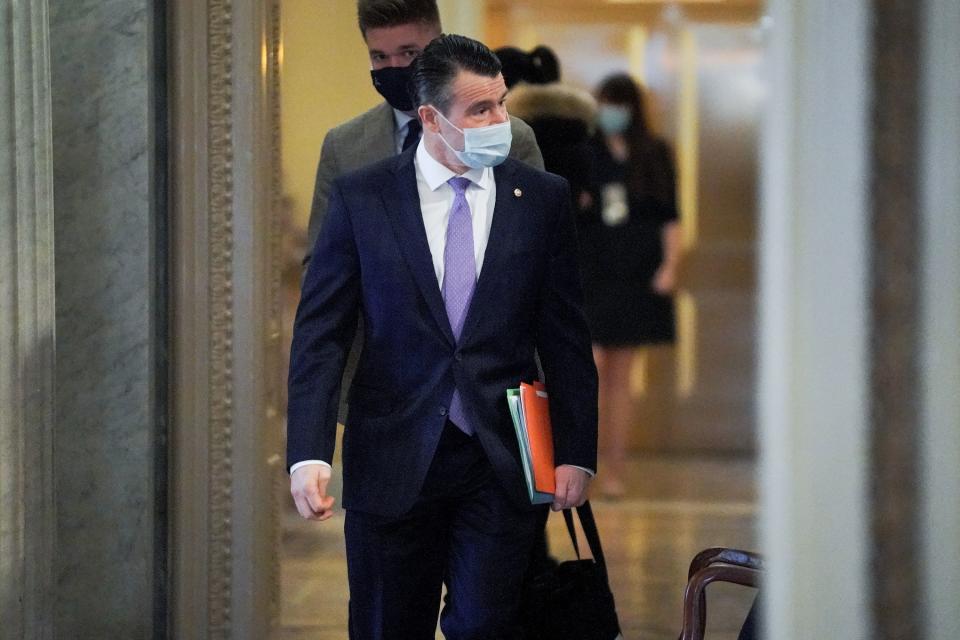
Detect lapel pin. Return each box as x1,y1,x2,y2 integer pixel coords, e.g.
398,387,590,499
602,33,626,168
514,188,522,198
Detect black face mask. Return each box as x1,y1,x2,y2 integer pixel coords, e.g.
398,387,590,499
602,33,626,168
371,65,416,112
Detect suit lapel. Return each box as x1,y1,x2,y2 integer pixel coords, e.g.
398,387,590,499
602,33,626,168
385,150,456,347
360,102,398,165
458,161,522,344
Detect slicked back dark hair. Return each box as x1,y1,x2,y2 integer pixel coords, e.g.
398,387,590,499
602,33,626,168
411,34,502,114
357,0,441,38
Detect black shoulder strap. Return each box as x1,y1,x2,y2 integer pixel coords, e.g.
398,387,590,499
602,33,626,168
562,501,609,575
562,508,581,558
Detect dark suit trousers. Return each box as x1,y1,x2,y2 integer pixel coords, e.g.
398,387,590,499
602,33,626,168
345,423,542,640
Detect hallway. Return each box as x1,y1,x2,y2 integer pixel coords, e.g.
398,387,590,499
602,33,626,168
277,455,756,639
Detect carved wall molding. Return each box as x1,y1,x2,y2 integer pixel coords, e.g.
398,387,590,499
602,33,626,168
266,0,285,629
0,0,56,638
206,0,236,635
171,0,283,637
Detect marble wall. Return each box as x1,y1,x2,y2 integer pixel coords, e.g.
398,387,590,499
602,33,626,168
48,0,157,636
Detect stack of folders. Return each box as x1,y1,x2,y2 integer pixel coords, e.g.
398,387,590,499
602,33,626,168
506,381,555,504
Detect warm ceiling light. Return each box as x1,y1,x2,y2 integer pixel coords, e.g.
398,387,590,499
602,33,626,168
606,0,726,4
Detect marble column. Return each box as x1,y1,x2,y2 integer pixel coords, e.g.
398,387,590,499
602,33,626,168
0,1,57,638
759,1,872,638
47,0,158,636
921,3,960,637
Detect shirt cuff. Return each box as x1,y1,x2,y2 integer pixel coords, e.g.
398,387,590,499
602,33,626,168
291,460,593,477
289,460,332,475
563,464,596,477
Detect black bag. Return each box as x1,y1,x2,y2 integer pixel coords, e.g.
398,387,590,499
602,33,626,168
519,501,622,640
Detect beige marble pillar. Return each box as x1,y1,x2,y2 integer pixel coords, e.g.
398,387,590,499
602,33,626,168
759,1,872,638
921,3,960,637
0,1,57,638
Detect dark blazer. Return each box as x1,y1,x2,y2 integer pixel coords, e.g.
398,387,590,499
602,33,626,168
287,146,598,518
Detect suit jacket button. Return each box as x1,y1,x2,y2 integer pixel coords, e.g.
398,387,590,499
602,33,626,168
454,352,463,362
439,407,447,417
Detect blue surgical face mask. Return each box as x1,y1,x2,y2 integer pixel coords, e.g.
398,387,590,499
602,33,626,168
597,104,632,135
434,108,513,169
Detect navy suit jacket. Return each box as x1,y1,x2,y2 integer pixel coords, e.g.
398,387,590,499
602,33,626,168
287,146,598,518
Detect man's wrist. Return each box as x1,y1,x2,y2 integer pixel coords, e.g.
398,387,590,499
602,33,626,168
562,464,595,477
290,460,332,475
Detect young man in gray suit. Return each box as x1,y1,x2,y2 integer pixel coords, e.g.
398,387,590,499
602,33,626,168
303,0,544,263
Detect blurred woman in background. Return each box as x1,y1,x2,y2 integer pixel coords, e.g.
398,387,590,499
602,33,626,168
584,73,681,497
496,44,596,212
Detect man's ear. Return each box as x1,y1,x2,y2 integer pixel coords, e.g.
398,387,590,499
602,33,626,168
419,105,440,133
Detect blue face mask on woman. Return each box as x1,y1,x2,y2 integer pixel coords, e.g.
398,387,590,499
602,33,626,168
434,108,513,169
597,104,632,135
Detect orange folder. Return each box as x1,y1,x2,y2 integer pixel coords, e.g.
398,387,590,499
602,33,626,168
520,381,556,494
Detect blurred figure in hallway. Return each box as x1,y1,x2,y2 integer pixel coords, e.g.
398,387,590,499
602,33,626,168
585,73,681,497
496,44,597,215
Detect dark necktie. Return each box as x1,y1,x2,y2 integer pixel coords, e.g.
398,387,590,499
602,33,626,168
442,176,476,435
402,119,421,151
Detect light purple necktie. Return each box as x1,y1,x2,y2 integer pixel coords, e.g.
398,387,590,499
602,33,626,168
442,176,476,435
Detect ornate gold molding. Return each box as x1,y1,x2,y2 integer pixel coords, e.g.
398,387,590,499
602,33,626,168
171,0,284,636
206,0,236,636
266,0,284,629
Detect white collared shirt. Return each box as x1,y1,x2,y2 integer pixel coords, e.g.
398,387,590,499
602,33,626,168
290,140,495,477
414,138,496,287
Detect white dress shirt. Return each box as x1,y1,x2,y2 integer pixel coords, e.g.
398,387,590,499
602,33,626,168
290,141,493,477
414,137,496,285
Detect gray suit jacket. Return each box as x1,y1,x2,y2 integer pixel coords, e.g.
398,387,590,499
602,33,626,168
304,101,544,261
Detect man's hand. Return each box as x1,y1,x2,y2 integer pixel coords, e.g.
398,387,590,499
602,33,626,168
551,465,592,511
290,464,336,521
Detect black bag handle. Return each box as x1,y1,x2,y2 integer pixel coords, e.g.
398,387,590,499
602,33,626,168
561,501,609,576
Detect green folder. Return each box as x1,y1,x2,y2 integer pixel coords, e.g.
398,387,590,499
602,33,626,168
507,388,554,504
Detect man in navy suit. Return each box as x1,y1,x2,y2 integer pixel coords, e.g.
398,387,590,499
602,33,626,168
287,34,598,639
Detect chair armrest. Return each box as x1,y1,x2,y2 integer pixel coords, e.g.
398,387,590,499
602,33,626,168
687,547,765,580
679,565,762,640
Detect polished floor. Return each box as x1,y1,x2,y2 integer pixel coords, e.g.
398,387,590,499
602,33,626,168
276,454,757,640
